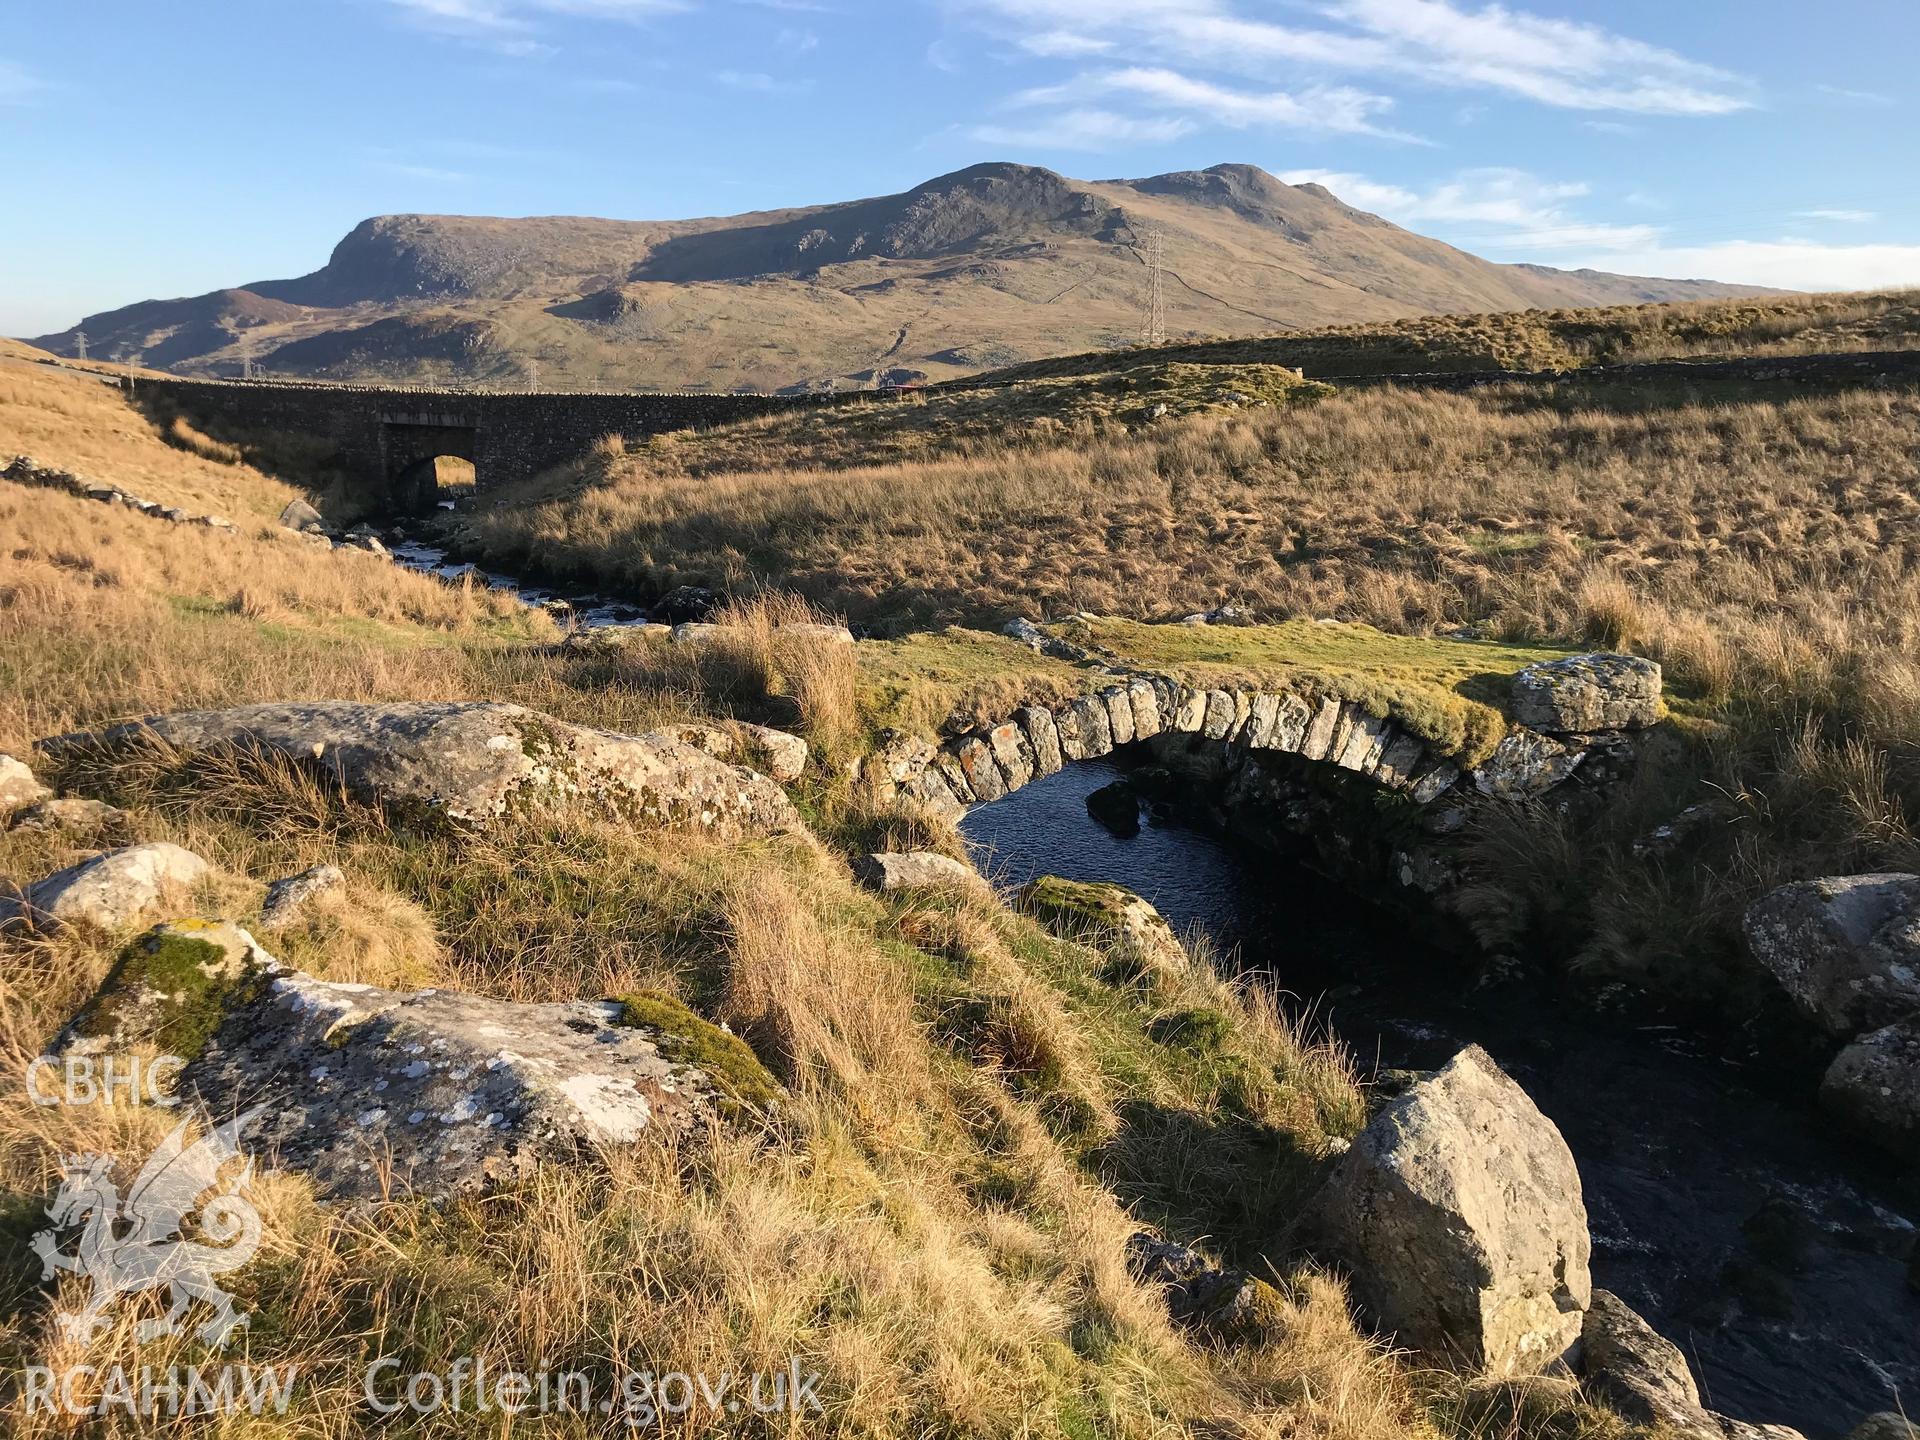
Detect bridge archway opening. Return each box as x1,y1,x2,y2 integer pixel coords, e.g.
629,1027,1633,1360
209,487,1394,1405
382,417,479,515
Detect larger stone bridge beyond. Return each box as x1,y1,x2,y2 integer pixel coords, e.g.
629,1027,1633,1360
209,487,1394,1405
138,376,828,512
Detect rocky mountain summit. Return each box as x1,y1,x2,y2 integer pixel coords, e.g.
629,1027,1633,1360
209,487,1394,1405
29,162,1767,392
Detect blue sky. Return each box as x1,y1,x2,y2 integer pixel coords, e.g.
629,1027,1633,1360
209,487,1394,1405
2,0,1916,336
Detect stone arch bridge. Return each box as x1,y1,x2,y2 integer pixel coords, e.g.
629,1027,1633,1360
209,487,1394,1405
137,376,831,513
865,648,1662,910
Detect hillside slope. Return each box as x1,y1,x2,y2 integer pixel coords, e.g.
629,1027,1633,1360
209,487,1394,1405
29,162,1770,392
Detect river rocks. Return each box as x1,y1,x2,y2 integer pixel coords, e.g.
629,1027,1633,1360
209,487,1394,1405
1511,654,1662,733
1578,1289,1715,1432
55,921,757,1201
0,753,52,816
1125,1233,1283,1343
662,722,809,783
652,584,717,624
1470,730,1585,799
1819,1018,1920,1162
257,863,347,930
44,702,798,836
1022,876,1188,977
781,621,856,646
851,850,986,894
1,842,210,934
671,622,719,645
1086,780,1141,837
1743,874,1920,1037
1308,1044,1590,1376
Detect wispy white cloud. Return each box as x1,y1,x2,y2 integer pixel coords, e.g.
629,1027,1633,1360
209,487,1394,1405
1014,30,1112,58
996,66,1416,145
0,57,45,104
1563,240,1920,292
383,0,684,54
1815,83,1893,106
968,0,1752,115
1794,208,1877,224
968,108,1197,150
373,160,473,183
1279,167,1660,250
714,68,811,93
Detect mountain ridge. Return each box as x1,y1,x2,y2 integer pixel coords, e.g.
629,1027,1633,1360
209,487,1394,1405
30,162,1775,392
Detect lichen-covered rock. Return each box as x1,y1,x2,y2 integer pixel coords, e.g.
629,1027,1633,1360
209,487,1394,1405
258,863,347,930
1470,730,1585,799
1125,1233,1285,1343
851,851,985,894
663,722,809,783
44,702,798,836
1022,876,1188,978
0,752,52,816
1511,654,1662,733
7,796,129,840
1743,874,1920,1037
1578,1289,1715,1433
1819,1018,1920,1163
56,922,768,1201
1308,1044,1590,1376
1,842,210,934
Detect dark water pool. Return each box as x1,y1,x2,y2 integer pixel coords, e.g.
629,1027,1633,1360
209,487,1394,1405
963,759,1920,1438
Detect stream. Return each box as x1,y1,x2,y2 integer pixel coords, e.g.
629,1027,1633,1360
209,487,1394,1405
963,758,1920,1438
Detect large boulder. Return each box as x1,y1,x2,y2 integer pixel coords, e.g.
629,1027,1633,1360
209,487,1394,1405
1819,1018,1920,1163
1743,874,1920,1037
1,842,209,934
1848,1416,1920,1440
1578,1289,1715,1433
1309,1044,1591,1376
1511,654,1662,733
42,702,798,837
0,752,52,816
7,796,129,841
57,921,776,1201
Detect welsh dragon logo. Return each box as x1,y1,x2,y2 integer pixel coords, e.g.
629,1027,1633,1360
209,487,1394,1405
31,1106,267,1348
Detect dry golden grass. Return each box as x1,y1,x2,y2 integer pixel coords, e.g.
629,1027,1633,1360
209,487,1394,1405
0,354,1503,1440
466,369,1920,1023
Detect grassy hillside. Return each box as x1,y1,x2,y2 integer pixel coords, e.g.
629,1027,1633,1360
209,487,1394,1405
1,303,1651,1440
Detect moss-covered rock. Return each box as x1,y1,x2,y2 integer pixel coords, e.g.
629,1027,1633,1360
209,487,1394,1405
64,918,266,1064
616,989,781,1113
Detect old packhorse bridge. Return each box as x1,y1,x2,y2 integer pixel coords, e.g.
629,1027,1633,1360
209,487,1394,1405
138,377,828,511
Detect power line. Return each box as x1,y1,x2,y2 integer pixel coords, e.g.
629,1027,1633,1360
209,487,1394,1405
1137,227,1166,347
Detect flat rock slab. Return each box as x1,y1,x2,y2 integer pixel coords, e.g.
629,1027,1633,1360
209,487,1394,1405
42,702,798,836
60,921,753,1201
1511,653,1661,733
1,842,209,934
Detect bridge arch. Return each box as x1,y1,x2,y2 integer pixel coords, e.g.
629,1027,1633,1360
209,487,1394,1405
893,677,1465,817
380,408,481,513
